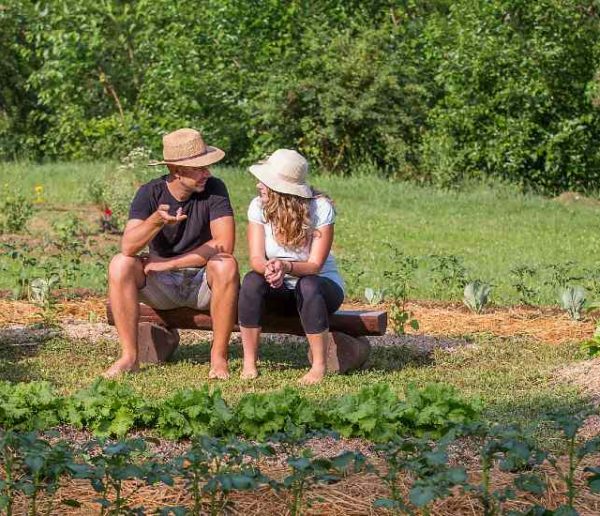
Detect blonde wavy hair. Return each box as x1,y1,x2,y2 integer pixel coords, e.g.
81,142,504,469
263,188,332,250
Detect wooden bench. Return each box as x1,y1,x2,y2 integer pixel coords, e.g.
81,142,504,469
106,303,387,373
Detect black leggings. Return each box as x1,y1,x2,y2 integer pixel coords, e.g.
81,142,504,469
238,271,344,334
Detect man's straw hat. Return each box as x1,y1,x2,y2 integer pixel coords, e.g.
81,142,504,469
149,128,225,167
249,149,313,198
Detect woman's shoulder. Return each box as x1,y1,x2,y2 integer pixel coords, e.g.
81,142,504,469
311,195,336,226
247,196,265,223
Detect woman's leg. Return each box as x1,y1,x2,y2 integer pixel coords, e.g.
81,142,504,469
238,271,296,378
238,271,269,378
295,276,344,385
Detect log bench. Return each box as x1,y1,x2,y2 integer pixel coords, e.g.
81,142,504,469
106,303,387,373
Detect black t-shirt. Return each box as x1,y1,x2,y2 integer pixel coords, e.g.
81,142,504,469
128,175,234,258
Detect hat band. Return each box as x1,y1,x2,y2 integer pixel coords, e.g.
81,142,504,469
163,148,209,163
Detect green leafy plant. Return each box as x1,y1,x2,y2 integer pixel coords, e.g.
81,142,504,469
62,378,156,437
327,384,403,442
463,280,492,314
174,436,273,516
398,383,482,438
384,245,419,334
0,185,34,234
74,438,173,515
544,412,600,513
0,381,62,431
374,435,468,515
559,285,586,320
428,254,468,299
157,386,233,439
280,450,367,516
510,265,540,306
14,433,76,516
51,214,84,250
364,287,385,305
236,388,322,441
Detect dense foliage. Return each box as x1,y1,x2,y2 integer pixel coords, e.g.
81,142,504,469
0,379,480,442
2,0,600,193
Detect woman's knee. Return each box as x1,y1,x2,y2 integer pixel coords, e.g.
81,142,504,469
295,275,322,301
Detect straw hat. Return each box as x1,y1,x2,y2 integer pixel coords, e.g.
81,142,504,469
249,149,313,198
149,128,225,167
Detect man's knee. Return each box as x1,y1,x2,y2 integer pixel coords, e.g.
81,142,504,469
109,253,142,283
206,253,239,285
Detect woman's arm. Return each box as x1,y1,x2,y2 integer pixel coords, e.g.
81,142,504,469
268,224,334,278
248,221,268,275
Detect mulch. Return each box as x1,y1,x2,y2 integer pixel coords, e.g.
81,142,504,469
0,297,594,345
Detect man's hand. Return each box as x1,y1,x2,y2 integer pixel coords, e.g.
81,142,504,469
265,259,287,288
141,254,172,274
155,204,187,226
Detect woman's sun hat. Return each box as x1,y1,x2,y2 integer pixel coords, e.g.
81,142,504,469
249,149,313,198
149,128,225,167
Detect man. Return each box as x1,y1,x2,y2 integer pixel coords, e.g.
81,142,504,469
104,128,238,380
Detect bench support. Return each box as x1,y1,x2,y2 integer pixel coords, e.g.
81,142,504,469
137,323,180,364
308,332,371,374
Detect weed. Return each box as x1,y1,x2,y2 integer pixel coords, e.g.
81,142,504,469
428,254,467,299
0,184,34,234
384,244,419,334
510,265,540,306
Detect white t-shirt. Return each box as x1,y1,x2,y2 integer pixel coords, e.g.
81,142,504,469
247,196,345,292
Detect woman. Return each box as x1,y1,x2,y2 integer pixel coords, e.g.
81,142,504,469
238,149,345,385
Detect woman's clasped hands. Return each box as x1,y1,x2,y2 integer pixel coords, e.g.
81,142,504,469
264,259,290,288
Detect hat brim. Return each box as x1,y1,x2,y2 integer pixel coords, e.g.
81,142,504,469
149,146,225,167
249,163,313,198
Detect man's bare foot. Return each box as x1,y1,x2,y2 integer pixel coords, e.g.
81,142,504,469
298,367,326,386
102,358,139,379
240,365,259,380
208,360,230,380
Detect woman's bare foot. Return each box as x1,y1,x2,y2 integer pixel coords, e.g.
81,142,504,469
298,366,326,386
102,358,139,379
208,360,230,380
240,364,259,380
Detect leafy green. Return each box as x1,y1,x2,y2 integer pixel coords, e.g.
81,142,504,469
0,381,62,431
156,386,233,439
236,388,322,441
61,378,156,437
398,383,482,438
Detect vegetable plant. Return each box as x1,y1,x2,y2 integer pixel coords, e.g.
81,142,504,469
463,280,492,314
558,285,586,320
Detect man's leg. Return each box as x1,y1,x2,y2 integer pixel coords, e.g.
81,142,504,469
103,254,146,378
205,253,239,379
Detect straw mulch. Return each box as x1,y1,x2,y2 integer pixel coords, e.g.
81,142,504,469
10,455,600,515
0,298,593,345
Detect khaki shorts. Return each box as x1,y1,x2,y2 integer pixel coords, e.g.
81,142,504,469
139,268,211,310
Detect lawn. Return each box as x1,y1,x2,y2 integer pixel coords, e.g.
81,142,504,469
2,161,600,514
2,161,600,304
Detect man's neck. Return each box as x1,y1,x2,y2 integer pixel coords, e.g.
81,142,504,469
166,177,191,202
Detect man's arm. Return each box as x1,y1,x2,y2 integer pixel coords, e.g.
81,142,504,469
143,215,235,273
121,204,187,256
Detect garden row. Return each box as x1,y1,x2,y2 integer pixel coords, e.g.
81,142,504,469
3,408,600,515
0,379,481,442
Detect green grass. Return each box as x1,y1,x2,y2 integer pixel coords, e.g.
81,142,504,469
0,330,588,430
2,161,600,304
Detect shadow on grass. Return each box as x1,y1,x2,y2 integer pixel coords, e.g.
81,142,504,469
173,334,453,372
0,325,61,382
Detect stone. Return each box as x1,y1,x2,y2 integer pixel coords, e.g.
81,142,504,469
308,331,371,374
137,323,180,364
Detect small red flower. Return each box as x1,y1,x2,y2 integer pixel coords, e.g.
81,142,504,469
104,207,113,217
